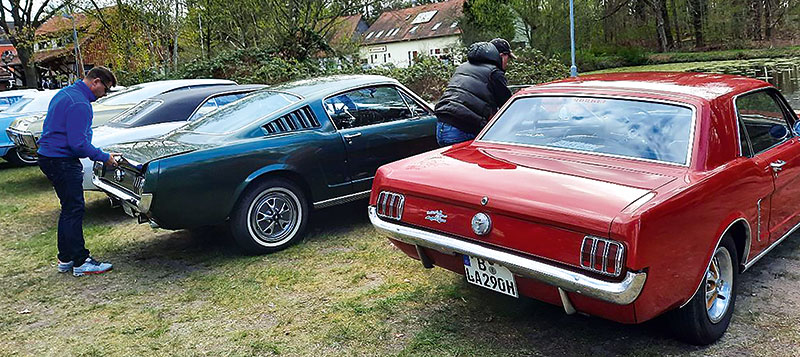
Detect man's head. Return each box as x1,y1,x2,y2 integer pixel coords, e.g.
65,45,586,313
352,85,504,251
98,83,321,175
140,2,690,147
83,66,117,99
490,38,516,70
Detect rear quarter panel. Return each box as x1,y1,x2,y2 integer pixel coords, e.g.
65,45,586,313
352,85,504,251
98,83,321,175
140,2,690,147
149,129,348,229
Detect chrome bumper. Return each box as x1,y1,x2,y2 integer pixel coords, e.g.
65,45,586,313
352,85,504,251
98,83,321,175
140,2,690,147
368,206,647,305
5,128,38,152
92,174,153,214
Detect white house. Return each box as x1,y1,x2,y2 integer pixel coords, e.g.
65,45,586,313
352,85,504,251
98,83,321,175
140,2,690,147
360,0,464,68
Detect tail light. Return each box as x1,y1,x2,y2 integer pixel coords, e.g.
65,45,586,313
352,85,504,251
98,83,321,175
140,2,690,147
580,236,625,277
376,191,404,220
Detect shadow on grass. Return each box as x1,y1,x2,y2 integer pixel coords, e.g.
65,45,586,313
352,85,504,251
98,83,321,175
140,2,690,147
0,166,52,195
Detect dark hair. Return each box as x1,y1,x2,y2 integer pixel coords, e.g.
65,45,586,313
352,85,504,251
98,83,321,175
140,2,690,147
86,66,116,87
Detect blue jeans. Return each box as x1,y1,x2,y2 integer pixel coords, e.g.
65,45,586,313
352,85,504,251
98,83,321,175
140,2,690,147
38,156,90,265
436,122,476,147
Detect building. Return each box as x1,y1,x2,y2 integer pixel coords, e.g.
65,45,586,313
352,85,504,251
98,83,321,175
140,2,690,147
360,0,464,68
33,13,114,85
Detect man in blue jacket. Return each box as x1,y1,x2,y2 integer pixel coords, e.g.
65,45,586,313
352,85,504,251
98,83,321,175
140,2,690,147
37,67,118,277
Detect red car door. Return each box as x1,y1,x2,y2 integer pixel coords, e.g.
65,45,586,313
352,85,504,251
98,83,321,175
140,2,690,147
737,89,800,242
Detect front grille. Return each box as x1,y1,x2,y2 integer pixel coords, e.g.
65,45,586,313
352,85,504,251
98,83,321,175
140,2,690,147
580,236,625,277
376,191,405,220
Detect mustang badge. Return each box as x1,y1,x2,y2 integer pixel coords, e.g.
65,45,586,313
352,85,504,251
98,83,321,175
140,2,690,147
114,168,125,182
425,210,448,223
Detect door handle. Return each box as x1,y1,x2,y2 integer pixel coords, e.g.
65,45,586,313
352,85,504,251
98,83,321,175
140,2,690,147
343,132,362,140
770,160,787,172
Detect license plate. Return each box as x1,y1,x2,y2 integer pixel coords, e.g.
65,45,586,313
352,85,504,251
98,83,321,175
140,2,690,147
463,255,518,298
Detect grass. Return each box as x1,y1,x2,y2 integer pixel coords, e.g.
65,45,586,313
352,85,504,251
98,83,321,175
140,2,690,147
587,56,800,75
3,161,800,355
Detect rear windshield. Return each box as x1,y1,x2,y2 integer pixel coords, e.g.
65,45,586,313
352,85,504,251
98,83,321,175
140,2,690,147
181,90,300,134
480,96,694,165
108,99,163,127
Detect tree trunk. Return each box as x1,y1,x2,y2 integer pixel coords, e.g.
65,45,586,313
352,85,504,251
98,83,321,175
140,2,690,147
764,0,772,40
16,47,37,88
688,0,704,48
750,0,763,40
659,0,674,49
671,0,680,47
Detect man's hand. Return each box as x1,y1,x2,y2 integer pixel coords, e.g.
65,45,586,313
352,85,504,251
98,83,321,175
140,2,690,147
104,153,120,167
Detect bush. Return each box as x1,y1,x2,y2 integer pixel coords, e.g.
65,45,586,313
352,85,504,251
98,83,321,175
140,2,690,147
506,47,570,85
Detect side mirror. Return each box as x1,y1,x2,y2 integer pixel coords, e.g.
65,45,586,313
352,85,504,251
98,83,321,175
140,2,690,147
770,124,789,140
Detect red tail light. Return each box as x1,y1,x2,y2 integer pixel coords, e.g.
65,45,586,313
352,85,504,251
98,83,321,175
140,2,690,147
376,191,405,220
580,236,625,277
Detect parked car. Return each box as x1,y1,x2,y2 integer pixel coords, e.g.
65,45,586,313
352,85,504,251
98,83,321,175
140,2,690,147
92,75,437,253
368,72,800,345
81,84,265,190
6,78,236,161
0,89,37,111
1,90,58,165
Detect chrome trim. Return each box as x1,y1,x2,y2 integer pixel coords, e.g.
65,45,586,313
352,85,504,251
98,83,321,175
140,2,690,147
370,207,647,305
744,218,800,271
558,288,577,315
92,175,144,213
681,218,751,308
375,191,404,220
138,193,153,213
312,190,371,209
756,199,762,242
476,93,698,167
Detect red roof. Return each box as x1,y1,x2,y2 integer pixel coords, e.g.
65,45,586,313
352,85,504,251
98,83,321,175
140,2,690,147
327,14,364,45
362,0,463,46
36,13,98,36
530,72,771,101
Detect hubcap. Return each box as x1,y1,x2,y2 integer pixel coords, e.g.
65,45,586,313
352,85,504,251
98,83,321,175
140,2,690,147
705,246,733,323
249,190,299,245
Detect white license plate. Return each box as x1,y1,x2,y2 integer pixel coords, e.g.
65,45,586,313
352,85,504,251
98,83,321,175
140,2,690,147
463,255,518,298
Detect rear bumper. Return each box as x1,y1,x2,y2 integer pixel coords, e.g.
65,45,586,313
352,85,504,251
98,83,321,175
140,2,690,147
369,206,647,305
92,174,153,215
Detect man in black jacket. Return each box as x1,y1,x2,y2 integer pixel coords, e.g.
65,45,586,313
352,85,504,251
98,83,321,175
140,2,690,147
434,38,515,146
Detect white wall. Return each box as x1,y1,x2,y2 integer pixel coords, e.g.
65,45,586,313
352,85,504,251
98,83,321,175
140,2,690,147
360,35,460,68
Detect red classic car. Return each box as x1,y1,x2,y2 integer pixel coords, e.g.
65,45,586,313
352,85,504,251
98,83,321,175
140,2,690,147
369,72,800,344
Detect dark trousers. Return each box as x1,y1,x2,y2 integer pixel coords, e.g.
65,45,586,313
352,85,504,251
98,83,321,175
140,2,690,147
38,156,89,265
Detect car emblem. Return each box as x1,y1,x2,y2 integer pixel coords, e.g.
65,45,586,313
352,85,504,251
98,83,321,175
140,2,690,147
472,212,492,236
114,168,125,182
425,210,447,223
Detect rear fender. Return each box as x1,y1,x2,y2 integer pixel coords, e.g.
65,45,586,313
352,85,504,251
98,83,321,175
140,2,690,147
228,164,309,217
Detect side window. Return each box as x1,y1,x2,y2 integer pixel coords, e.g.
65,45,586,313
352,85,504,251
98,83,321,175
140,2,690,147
189,98,218,121
737,90,793,155
399,89,431,117
324,86,412,129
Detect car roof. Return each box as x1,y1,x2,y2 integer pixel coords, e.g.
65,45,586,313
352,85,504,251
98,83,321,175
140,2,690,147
150,84,266,103
268,75,400,99
527,72,772,101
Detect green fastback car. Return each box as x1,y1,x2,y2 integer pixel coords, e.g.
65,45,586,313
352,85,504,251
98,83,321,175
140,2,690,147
93,75,437,253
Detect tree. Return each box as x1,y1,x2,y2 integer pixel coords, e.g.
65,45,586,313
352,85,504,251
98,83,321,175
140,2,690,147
460,0,516,46
0,0,68,87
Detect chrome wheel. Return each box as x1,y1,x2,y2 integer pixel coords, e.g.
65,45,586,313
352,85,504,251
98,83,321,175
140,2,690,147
246,188,301,247
705,246,733,323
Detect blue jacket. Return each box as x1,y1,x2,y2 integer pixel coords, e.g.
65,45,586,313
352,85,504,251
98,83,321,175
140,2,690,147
37,81,109,162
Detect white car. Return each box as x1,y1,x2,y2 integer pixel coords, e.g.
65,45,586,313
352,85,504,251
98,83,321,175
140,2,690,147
81,84,264,190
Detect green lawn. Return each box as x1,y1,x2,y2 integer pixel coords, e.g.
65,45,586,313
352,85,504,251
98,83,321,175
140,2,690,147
2,162,800,355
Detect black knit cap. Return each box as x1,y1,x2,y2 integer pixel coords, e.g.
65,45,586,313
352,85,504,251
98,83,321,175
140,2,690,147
490,38,517,59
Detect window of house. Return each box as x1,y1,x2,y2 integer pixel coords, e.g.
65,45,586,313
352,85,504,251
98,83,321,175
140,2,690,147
366,32,374,39
431,22,442,31
409,26,418,33
450,22,458,28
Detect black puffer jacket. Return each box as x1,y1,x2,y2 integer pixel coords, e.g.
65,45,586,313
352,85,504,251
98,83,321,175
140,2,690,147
434,42,510,135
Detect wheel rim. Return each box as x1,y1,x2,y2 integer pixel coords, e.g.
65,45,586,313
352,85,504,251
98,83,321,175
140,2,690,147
15,149,37,164
705,246,734,323
247,188,300,247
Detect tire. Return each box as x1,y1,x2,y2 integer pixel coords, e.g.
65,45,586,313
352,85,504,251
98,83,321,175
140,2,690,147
3,148,37,166
229,178,309,254
668,234,738,345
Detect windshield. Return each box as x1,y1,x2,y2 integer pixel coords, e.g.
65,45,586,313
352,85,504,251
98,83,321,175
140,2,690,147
108,99,163,127
4,93,56,114
181,90,301,134
481,96,694,165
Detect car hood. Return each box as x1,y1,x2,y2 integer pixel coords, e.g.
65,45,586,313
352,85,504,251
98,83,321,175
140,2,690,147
23,103,134,134
92,122,186,149
379,144,679,234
